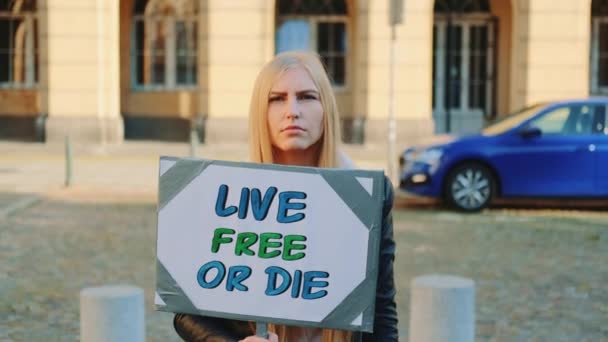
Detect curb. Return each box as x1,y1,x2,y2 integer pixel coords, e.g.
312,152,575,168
0,195,42,219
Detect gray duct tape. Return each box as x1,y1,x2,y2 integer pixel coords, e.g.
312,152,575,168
366,224,381,278
320,276,376,331
209,159,318,173
319,170,379,230
367,175,386,280
319,174,385,332
156,259,199,313
159,158,210,211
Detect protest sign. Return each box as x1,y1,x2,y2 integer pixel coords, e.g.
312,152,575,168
155,157,384,332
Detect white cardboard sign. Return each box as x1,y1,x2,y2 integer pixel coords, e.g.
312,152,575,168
155,157,384,332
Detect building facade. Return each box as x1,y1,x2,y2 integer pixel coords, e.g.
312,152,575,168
0,0,600,146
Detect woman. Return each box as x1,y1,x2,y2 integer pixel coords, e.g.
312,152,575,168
174,51,398,342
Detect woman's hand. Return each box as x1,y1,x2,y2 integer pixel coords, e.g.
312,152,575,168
239,332,279,342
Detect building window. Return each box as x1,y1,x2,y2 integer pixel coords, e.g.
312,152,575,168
275,0,348,87
434,0,490,14
432,0,495,134
132,0,198,90
592,0,608,94
0,0,38,89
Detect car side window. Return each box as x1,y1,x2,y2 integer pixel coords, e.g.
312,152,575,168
530,105,594,135
597,105,607,135
530,106,570,134
574,106,593,134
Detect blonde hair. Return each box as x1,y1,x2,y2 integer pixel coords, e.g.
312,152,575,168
248,51,342,168
269,324,352,342
247,51,351,340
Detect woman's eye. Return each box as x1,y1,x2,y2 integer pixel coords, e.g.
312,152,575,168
268,96,283,102
300,94,317,100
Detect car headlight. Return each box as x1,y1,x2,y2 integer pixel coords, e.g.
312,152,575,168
401,148,418,164
416,148,444,172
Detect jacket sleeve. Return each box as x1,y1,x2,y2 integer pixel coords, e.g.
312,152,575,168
362,177,399,341
173,313,252,342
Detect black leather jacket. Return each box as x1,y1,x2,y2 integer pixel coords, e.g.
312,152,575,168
174,177,398,341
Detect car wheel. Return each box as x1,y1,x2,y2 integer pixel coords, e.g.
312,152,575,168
445,163,495,212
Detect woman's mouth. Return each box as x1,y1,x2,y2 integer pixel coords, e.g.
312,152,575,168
282,125,305,132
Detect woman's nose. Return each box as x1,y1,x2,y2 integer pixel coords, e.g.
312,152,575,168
285,97,300,119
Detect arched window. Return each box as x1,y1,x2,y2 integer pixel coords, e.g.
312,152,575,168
434,0,490,14
275,0,348,86
591,0,608,94
0,0,38,88
132,0,198,89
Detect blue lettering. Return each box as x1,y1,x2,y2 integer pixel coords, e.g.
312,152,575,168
291,270,302,298
197,261,226,289
277,191,307,223
251,187,277,221
226,266,252,292
238,187,250,219
302,271,329,300
264,266,291,296
215,185,237,217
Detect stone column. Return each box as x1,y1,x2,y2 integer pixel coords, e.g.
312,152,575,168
514,0,590,107
203,0,270,144
44,0,123,144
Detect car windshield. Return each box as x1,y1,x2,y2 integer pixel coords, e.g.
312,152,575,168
482,104,547,136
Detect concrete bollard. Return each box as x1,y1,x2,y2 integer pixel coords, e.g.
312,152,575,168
80,285,145,342
409,274,475,342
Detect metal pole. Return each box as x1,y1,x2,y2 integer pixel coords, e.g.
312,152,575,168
189,129,198,158
445,17,452,133
388,25,398,185
97,0,107,149
65,135,73,187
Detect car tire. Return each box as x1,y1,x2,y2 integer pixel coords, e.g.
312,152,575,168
444,163,495,212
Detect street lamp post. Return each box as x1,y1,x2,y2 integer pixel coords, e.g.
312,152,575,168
388,0,404,185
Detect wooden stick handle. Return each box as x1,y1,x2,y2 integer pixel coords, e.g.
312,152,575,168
256,322,268,338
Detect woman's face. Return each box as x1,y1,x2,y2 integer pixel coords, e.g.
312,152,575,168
267,66,324,154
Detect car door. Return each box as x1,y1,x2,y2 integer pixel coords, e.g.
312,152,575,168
594,104,608,196
493,103,597,197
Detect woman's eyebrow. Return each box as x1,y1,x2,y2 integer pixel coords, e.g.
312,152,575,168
296,90,319,95
268,90,319,96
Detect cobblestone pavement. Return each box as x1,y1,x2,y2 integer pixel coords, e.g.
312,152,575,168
1,193,606,341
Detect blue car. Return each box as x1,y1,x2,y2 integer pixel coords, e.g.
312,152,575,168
399,98,608,211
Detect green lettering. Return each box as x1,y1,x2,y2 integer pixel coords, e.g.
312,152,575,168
211,228,235,253
235,232,258,256
259,233,282,259
282,235,307,261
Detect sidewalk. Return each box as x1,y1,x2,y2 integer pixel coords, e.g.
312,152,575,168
3,141,605,210
0,141,392,203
